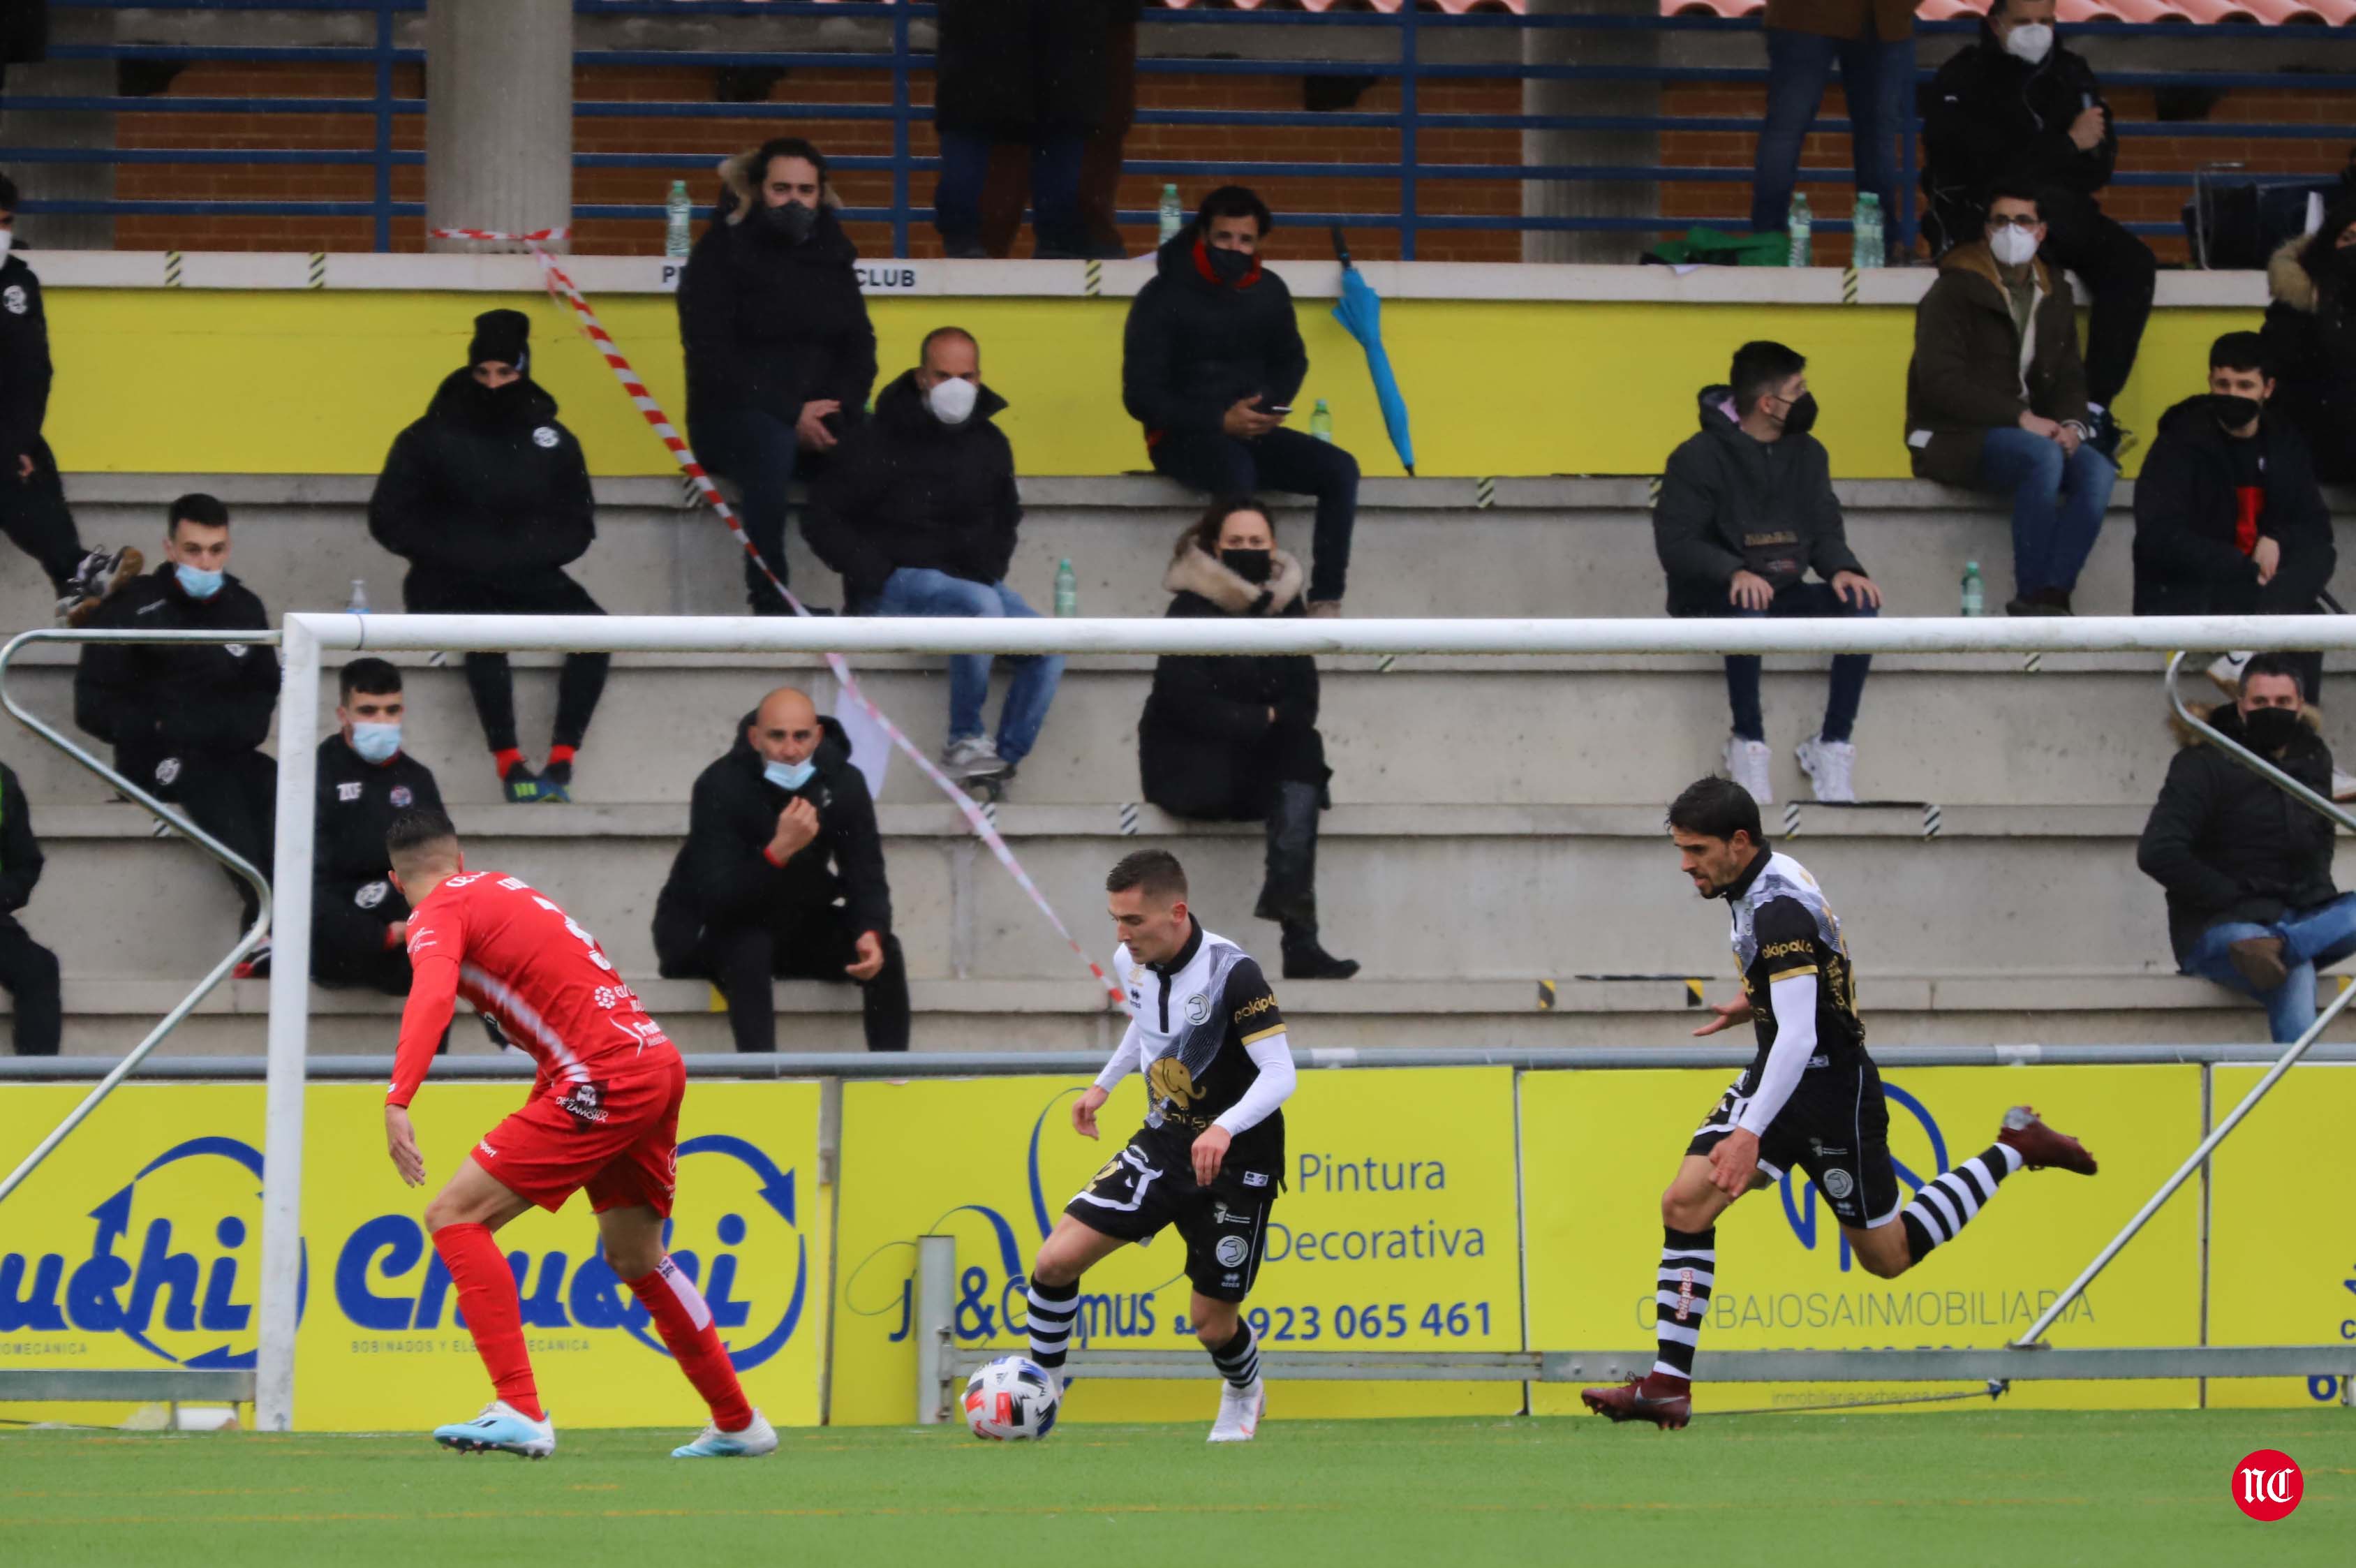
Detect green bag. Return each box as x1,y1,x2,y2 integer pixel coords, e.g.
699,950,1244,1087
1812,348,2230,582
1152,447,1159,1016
1644,226,1788,268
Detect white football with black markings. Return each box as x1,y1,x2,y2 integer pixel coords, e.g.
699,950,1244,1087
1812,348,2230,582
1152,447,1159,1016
962,1354,1060,1440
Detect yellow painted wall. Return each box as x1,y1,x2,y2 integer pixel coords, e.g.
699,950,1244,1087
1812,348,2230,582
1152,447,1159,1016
44,288,2261,480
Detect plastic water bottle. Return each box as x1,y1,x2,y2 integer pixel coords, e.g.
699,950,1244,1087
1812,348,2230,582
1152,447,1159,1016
1960,561,1985,619
1787,192,1814,268
1054,558,1078,618
665,179,692,260
1157,184,1185,244
1851,191,1883,270
346,577,369,615
1310,399,1333,443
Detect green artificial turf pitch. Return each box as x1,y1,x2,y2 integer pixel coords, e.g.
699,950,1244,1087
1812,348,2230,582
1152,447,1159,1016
1,1410,2347,1567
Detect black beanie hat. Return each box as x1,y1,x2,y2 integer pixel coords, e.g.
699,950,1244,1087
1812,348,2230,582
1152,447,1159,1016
467,309,531,374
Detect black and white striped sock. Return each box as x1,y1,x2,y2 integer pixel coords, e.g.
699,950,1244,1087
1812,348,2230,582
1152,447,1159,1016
1899,1141,2026,1264
1652,1226,1716,1384
1026,1278,1079,1374
1210,1321,1259,1390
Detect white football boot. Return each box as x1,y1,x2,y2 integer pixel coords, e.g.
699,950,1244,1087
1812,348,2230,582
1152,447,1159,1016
1207,1378,1265,1443
433,1400,556,1459
672,1407,778,1458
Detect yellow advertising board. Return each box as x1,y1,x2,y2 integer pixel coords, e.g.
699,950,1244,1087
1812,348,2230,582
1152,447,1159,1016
1521,1066,2202,1415
2206,1063,2355,1411
830,1067,1522,1425
0,1081,824,1432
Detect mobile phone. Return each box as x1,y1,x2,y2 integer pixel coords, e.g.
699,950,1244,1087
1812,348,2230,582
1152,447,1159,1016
1266,404,1293,415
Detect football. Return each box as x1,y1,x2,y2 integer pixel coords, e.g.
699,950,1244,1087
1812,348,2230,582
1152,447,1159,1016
961,1356,1060,1441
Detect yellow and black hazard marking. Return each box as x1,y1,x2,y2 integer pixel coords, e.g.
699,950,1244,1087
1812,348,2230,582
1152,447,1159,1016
1475,476,1496,509
163,250,184,288
1841,265,1860,305
1536,979,1555,1011
307,252,327,289
1083,259,1102,297
1647,475,1664,507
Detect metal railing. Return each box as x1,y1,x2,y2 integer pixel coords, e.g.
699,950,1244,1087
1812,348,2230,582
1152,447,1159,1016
3,0,2352,256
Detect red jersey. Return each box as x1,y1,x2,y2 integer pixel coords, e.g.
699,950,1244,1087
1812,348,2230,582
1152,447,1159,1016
387,871,674,1109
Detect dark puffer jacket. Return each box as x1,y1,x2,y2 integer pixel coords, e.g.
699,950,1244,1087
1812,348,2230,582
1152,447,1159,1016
1139,544,1324,820
932,0,1128,140
803,370,1021,604
1904,239,2090,485
2131,394,2335,615
311,732,445,960
1122,232,1309,444
367,370,594,578
1653,384,1863,616
0,251,54,461
1921,19,2117,251
74,565,277,773
2259,217,2356,486
2138,704,2341,967
678,148,879,431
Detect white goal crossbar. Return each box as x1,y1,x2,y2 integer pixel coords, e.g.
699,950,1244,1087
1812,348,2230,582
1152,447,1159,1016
251,611,2356,1430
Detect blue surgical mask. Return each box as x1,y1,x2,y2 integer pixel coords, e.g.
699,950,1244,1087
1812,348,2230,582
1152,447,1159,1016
350,722,401,764
764,756,816,791
175,562,224,600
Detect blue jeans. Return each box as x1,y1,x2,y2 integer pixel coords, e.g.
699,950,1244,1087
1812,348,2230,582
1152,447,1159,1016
935,130,1088,257
1976,429,2118,600
688,405,801,614
1750,28,1915,250
1701,580,1876,743
2183,893,2356,1042
866,569,1064,763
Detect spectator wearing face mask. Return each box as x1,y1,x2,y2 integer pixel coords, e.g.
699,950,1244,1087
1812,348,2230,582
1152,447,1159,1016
1138,498,1357,980
2260,197,2356,487
312,658,446,996
653,686,907,1053
2138,655,2356,1044
1905,183,2117,617
805,327,1062,785
1921,0,2152,459
75,493,279,959
1656,341,1881,807
679,138,879,615
369,310,607,806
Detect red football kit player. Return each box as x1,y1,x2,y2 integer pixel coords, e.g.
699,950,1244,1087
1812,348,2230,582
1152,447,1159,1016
381,809,776,1460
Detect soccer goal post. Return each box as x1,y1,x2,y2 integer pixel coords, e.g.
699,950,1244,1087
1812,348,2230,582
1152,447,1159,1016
252,609,2356,1430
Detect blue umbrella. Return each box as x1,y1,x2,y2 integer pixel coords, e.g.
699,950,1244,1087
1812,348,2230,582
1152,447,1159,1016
1328,226,1415,475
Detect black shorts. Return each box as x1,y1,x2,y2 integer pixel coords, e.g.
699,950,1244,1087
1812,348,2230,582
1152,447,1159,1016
1687,1054,1900,1230
1064,1129,1277,1303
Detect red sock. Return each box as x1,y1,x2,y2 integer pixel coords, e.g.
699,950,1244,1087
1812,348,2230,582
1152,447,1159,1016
625,1257,753,1431
545,744,577,767
432,1222,544,1422
492,746,526,778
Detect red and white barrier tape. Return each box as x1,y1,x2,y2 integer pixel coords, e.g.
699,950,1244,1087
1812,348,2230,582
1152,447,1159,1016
432,227,574,244
428,228,1125,1008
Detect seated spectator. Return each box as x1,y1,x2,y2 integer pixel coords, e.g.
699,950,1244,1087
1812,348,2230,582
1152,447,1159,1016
75,494,278,963
1922,0,2153,457
1905,184,2117,616
0,755,61,1056
653,687,907,1053
369,310,607,806
1138,498,1357,980
679,138,877,614
2133,331,2348,797
1124,185,1358,615
313,658,446,997
1750,0,1914,261
2138,655,2356,1044
806,327,1061,785
2260,198,2356,487
1656,341,1881,806
932,0,1123,259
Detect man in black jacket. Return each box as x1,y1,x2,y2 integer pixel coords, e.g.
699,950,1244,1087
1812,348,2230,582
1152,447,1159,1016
369,309,606,806
1123,185,1358,614
806,327,1061,785
1654,342,1882,807
0,172,138,626
0,757,61,1055
75,494,279,947
679,138,878,614
2138,655,2356,1042
312,658,445,996
652,686,907,1053
1921,0,2153,455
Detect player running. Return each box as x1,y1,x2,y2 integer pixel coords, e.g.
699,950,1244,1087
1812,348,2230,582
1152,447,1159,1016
1021,850,1296,1442
1583,778,2099,1430
378,808,776,1460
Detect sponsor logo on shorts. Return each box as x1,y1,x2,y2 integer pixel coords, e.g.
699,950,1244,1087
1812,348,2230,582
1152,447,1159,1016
1213,1201,1253,1228
1241,1171,1269,1188
1821,1167,1855,1200
1222,1273,1242,1288
1214,1236,1251,1269
558,1081,609,1124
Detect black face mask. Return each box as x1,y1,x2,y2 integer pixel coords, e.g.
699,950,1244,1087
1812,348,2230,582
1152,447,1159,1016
757,200,817,244
1777,392,1819,438
459,376,528,423
1220,547,1273,584
1205,244,1253,284
2209,394,2263,431
2327,245,2356,289
2243,705,2303,753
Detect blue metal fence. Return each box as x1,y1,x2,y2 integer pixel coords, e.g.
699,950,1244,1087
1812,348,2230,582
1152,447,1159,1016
2,0,2352,257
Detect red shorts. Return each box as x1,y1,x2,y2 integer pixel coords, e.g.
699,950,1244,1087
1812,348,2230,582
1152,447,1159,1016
468,1053,687,1217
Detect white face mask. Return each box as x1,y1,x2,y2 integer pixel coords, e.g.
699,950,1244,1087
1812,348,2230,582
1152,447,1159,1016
2003,22,2054,65
925,376,978,427
1989,223,2040,268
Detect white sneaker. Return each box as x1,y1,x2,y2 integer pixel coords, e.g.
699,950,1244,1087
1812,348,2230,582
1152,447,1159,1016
941,736,1011,781
1207,1377,1265,1443
432,1399,556,1459
2207,651,2253,696
2334,768,2356,804
1723,735,1772,806
672,1407,778,1458
1795,733,1858,804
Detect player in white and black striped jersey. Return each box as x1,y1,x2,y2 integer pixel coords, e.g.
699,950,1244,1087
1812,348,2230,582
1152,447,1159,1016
1582,777,2101,1430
